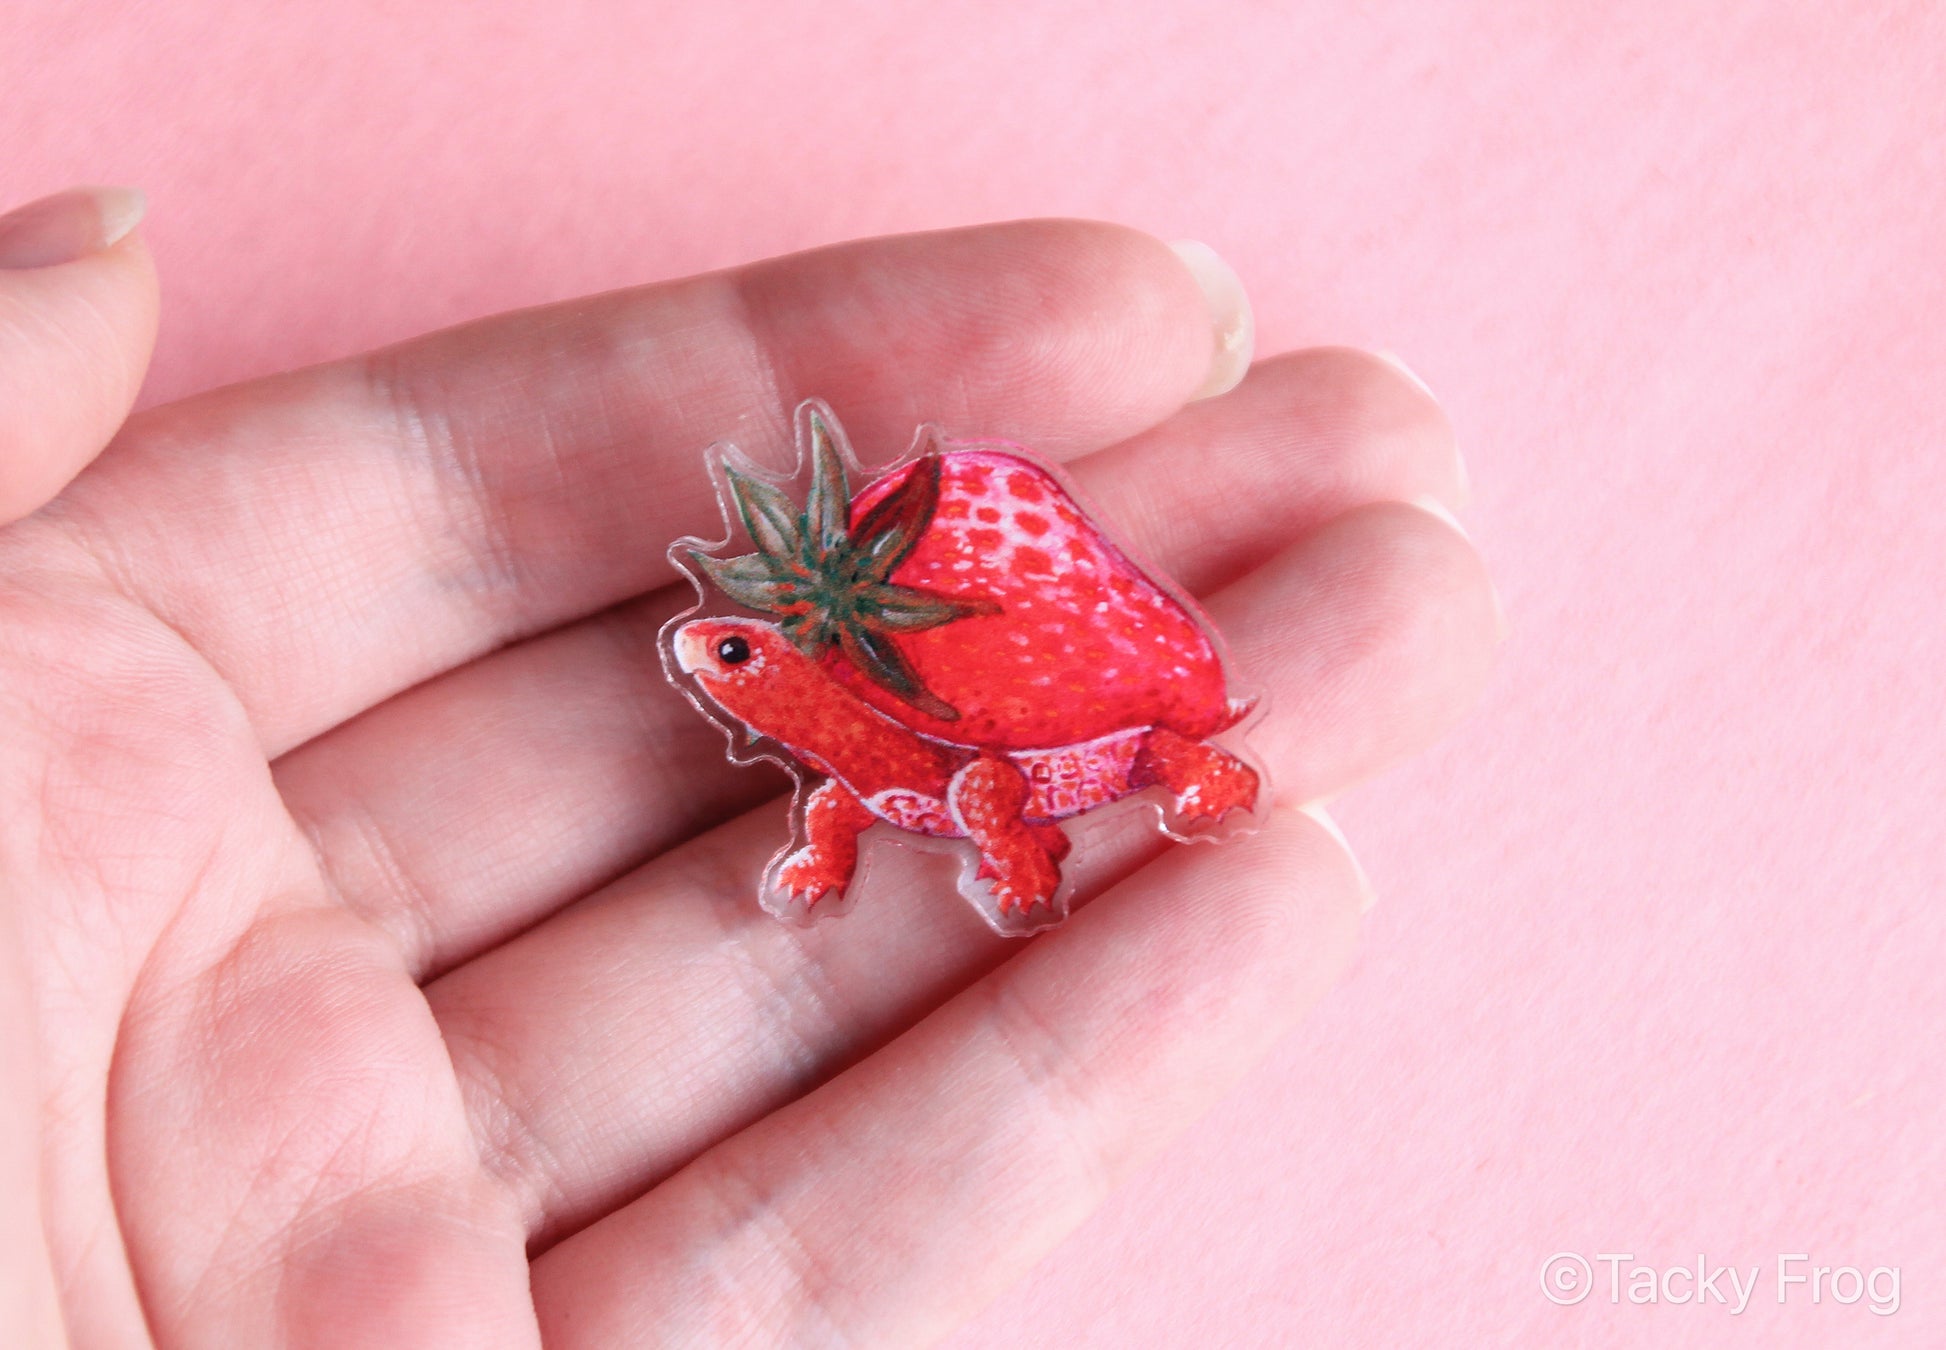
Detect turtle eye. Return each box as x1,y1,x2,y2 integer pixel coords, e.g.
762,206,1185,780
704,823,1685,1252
715,634,752,666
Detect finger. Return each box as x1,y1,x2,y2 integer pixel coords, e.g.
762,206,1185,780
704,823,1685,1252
0,889,65,1344
105,897,542,1349
1092,345,1464,595
279,349,1460,975
428,501,1498,1244
527,807,1363,1346
48,220,1225,754
0,186,158,524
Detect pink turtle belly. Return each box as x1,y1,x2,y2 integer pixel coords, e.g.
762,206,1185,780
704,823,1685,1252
859,728,1147,836
1014,727,1146,823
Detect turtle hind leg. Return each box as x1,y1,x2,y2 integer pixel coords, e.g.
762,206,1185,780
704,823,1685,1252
1029,822,1073,862
949,756,1062,917
774,779,875,910
976,822,1071,881
1133,727,1260,833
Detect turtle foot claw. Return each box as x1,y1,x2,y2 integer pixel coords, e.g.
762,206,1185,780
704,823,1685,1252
776,847,851,908
1136,729,1260,835
982,846,1061,916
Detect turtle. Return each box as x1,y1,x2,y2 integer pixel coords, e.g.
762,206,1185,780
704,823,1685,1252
664,401,1263,933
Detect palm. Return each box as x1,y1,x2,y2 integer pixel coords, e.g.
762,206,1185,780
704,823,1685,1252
2,222,1493,1347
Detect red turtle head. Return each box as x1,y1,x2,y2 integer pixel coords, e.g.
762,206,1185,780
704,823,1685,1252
674,615,848,743
675,615,798,700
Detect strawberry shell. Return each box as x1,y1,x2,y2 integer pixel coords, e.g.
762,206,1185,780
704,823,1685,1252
831,447,1235,750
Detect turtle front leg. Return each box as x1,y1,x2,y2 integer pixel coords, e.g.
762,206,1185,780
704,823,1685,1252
1133,727,1261,831
775,779,876,907
949,756,1061,915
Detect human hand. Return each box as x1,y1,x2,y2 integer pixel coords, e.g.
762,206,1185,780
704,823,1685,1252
0,189,1497,1346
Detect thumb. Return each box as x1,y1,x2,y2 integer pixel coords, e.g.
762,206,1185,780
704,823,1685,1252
0,185,160,524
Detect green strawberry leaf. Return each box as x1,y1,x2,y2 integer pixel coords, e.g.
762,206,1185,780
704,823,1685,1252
861,581,1001,631
724,463,800,558
837,623,961,722
855,449,942,577
803,408,852,557
691,418,991,720
687,549,791,611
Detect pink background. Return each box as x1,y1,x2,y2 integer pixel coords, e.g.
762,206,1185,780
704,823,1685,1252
9,3,1943,1345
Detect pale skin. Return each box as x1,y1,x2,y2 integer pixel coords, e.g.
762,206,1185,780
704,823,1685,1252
0,188,1498,1346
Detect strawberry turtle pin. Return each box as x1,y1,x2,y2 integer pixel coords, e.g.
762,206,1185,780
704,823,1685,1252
663,400,1265,935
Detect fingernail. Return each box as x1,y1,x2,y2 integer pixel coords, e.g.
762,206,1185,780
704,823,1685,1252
1299,802,1377,912
1169,240,1254,401
1375,348,1434,399
1408,494,1508,639
1378,350,1470,503
1408,493,1470,539
0,186,146,270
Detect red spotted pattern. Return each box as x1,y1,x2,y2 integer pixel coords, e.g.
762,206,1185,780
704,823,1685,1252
835,448,1233,749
